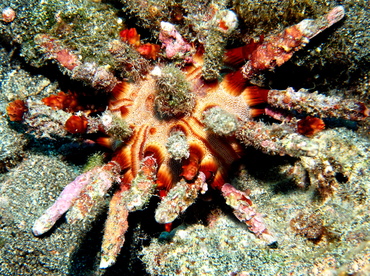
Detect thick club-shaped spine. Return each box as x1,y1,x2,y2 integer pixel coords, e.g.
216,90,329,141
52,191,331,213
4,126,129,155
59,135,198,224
155,172,207,224
32,162,121,236
100,156,157,268
221,183,277,245
241,6,345,80
267,88,369,121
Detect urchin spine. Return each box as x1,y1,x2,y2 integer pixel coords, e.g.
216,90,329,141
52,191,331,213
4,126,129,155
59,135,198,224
203,106,239,136
166,130,190,160
154,65,195,118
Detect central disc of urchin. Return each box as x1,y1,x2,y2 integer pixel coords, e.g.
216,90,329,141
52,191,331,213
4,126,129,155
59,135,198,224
154,65,195,118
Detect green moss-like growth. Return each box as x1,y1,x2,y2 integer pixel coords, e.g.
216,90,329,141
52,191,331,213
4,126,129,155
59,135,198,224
83,152,105,172
233,0,334,37
109,40,150,80
201,30,226,81
39,0,121,68
2,0,121,68
104,112,133,142
155,65,195,118
203,107,239,136
120,0,174,30
0,236,7,249
201,8,238,81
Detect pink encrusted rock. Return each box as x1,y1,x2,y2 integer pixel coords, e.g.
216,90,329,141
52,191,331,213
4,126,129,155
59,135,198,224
34,34,81,70
55,49,80,71
159,21,193,62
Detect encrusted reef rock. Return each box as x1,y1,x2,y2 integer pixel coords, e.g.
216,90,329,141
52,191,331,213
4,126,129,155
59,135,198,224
142,128,370,275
